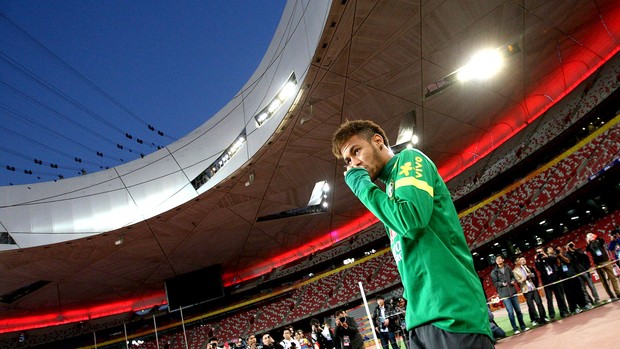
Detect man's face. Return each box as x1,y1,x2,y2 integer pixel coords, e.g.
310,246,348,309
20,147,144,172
262,334,272,345
210,341,218,349
495,255,504,265
340,134,388,181
546,247,555,255
283,330,291,340
521,258,527,265
248,336,256,345
377,298,384,307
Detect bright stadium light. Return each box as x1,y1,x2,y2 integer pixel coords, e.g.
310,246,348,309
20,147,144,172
456,49,503,82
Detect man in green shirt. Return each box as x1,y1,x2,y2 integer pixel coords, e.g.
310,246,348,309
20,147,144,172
332,120,494,348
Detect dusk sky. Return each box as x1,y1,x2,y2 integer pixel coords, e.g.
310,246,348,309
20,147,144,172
0,1,286,186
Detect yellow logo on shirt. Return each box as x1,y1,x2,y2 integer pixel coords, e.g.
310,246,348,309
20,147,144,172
399,162,412,176
414,157,423,178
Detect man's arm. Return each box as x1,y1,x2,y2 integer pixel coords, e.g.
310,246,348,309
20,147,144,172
345,150,436,239
508,267,517,283
513,267,526,283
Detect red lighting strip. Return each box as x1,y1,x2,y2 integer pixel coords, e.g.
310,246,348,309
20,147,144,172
0,292,165,334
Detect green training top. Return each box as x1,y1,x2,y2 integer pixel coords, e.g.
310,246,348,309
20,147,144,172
345,149,492,338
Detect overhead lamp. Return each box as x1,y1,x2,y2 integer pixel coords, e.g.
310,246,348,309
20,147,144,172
255,72,297,127
392,111,419,153
256,180,330,222
411,134,419,144
456,49,503,82
425,42,520,98
191,129,247,190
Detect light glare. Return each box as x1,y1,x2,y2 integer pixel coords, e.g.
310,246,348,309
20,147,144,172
457,49,503,82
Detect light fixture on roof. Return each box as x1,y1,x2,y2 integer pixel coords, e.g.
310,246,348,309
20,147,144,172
392,111,419,153
456,49,503,82
191,129,247,190
539,220,546,225
424,42,520,98
255,72,297,127
256,180,330,222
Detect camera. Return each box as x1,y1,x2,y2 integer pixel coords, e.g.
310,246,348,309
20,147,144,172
568,243,575,248
338,316,346,323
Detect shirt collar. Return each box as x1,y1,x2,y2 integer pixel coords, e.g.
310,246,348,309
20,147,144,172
379,155,398,183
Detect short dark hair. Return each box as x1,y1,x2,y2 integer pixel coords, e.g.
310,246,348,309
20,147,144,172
376,295,384,300
310,318,320,326
209,337,219,344
335,309,346,317
331,120,389,159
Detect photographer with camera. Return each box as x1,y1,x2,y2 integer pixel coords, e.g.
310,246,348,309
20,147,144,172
534,247,569,319
310,318,335,349
259,333,284,349
555,245,591,314
372,295,399,349
566,241,600,305
333,310,363,349
209,337,223,349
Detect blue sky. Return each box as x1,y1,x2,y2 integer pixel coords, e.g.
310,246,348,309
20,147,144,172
0,1,286,186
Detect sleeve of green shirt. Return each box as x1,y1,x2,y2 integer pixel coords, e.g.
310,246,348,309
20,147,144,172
344,150,436,239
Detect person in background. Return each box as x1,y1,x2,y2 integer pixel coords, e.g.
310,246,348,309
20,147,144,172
247,335,258,349
491,254,529,334
310,318,335,349
281,328,300,349
372,295,400,349
209,337,223,349
555,245,591,314
333,309,364,349
608,230,620,268
534,247,569,318
566,241,600,305
586,232,620,301
513,256,547,325
296,330,311,349
260,333,283,349
487,306,506,341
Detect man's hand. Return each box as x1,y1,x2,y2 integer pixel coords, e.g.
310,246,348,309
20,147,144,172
383,319,389,327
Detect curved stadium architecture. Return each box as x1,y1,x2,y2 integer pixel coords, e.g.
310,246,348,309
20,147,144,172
1,0,620,347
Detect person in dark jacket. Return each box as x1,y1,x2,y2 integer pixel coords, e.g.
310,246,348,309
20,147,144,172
333,310,364,349
534,247,569,318
310,318,335,349
490,254,528,334
555,246,591,313
487,305,506,340
586,232,620,300
566,241,600,304
372,295,399,349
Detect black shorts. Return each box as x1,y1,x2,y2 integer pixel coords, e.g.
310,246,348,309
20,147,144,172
408,324,495,349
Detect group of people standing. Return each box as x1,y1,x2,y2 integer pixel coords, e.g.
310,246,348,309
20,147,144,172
491,231,620,339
